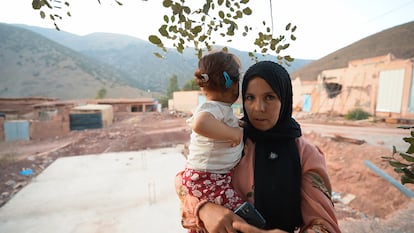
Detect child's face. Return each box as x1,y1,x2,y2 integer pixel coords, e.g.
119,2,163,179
215,80,239,104
229,80,240,103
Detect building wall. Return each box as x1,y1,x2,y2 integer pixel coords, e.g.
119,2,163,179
70,104,114,128
292,78,319,112
171,91,201,113
0,117,4,141
30,121,70,140
0,98,157,141
308,54,414,118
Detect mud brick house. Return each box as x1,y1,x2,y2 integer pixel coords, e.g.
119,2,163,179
0,97,159,141
95,98,158,113
168,90,243,116
292,53,414,121
69,104,113,130
0,97,58,141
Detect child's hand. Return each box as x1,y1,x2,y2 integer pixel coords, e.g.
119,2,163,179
230,127,243,147
238,119,247,128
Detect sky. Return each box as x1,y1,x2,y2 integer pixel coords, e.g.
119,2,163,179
1,0,413,60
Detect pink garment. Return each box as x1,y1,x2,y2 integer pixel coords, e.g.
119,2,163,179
175,137,341,233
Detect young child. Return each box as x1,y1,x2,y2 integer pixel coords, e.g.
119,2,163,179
181,50,244,213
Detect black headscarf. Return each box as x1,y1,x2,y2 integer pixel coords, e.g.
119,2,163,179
242,61,303,232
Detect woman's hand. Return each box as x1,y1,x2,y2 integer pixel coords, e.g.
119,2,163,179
232,222,289,233
198,202,244,233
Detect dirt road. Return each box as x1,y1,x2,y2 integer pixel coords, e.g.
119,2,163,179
301,122,409,150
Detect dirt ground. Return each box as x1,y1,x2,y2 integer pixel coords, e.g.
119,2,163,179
1,111,413,232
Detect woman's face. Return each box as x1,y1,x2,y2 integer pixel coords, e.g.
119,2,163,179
244,77,281,131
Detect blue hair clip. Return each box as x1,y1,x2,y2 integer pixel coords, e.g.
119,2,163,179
223,71,232,88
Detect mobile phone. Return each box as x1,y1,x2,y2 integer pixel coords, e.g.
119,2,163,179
234,202,266,229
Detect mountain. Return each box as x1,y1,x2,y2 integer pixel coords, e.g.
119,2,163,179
291,21,414,81
0,23,149,100
16,24,313,92
3,20,413,100
1,23,313,100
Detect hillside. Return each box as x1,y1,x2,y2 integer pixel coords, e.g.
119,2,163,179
3,20,413,99
291,21,414,81
17,24,313,93
0,23,149,100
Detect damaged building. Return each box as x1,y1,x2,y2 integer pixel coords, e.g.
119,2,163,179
292,53,414,121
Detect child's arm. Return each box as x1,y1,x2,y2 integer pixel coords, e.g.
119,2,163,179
192,112,242,146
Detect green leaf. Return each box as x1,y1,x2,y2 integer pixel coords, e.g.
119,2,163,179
163,15,169,23
199,35,207,42
286,23,291,31
202,1,210,14
402,168,414,179
32,0,43,10
291,25,297,32
284,55,294,62
219,11,225,19
54,22,60,31
44,0,52,8
148,35,162,45
235,10,243,19
218,0,224,6
399,151,414,162
154,52,164,59
185,20,192,30
291,35,296,41
159,24,169,36
407,145,414,154
403,137,414,144
163,0,172,7
40,11,46,19
401,176,414,184
389,160,409,168
242,7,252,15
192,26,202,34
183,6,191,14
394,167,404,173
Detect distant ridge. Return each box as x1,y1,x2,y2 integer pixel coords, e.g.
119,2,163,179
0,23,147,99
12,23,313,93
291,21,414,81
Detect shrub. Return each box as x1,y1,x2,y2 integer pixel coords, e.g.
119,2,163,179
382,128,414,185
344,108,370,120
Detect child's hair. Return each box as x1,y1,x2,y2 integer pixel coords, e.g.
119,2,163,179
194,50,241,92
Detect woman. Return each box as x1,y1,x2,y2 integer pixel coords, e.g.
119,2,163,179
176,61,340,233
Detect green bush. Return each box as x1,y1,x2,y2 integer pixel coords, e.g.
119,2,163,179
344,108,370,120
382,129,414,185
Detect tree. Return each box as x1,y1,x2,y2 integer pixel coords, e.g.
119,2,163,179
166,74,180,99
30,0,296,63
157,74,181,108
182,78,199,91
95,87,107,99
149,0,296,63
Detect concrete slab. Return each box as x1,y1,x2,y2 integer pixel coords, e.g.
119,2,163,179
0,147,188,233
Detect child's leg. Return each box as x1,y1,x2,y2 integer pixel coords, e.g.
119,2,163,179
181,168,244,210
